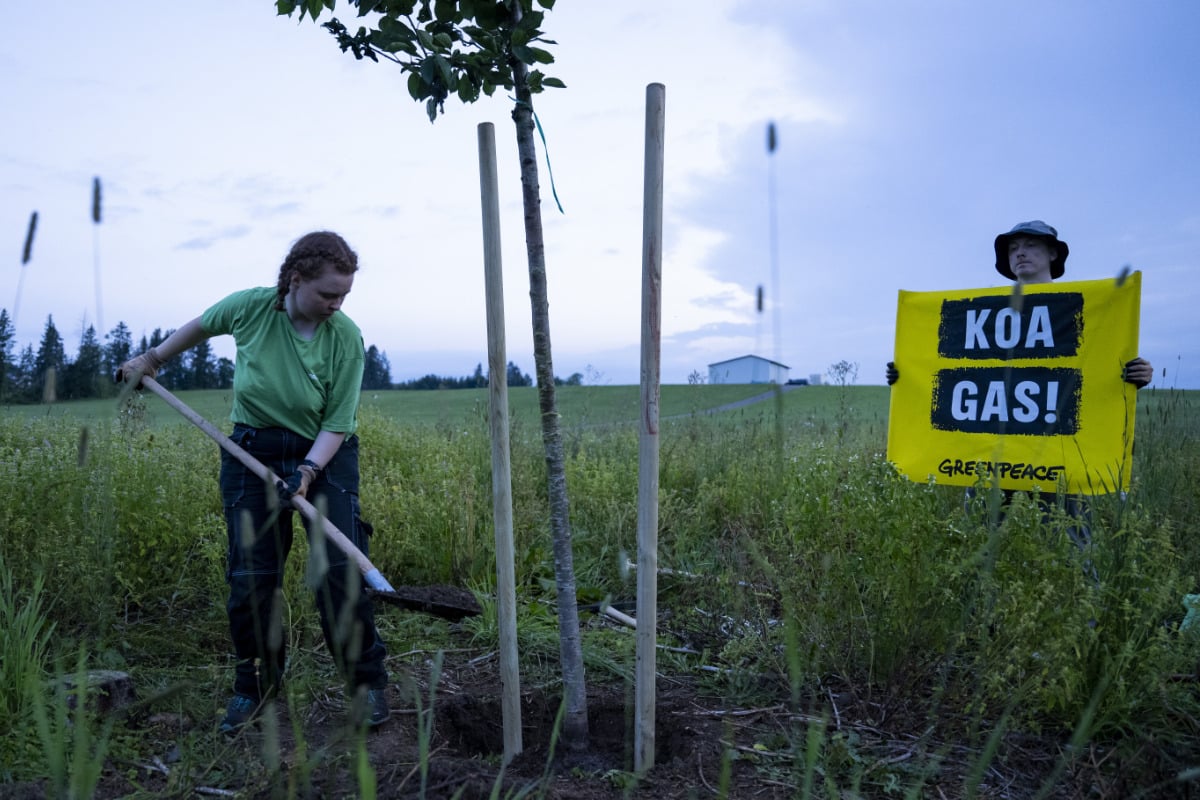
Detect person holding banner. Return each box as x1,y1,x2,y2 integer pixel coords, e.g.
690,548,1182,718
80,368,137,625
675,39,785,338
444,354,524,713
884,220,1153,555
886,220,1152,387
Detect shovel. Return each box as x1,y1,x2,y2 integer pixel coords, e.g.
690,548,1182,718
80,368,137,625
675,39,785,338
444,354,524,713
136,377,481,622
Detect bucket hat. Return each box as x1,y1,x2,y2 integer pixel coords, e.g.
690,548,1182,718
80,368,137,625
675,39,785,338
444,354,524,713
994,220,1068,280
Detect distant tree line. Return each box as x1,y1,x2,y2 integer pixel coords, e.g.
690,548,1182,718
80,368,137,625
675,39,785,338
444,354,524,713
387,362,583,391
0,308,584,403
0,309,398,404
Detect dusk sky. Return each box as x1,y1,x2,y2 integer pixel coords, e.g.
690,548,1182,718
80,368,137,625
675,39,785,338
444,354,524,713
3,1,1198,388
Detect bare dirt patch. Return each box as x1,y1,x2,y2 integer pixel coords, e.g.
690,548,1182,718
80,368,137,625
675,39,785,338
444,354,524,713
5,621,1189,798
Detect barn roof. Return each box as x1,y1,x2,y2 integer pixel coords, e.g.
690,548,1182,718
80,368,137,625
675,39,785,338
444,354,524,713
707,354,790,369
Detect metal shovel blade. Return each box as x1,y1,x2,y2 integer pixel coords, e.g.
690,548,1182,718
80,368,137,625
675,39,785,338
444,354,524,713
367,585,482,622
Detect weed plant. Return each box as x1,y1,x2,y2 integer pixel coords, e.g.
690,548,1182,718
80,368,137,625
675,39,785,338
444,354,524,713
0,553,55,777
31,649,114,799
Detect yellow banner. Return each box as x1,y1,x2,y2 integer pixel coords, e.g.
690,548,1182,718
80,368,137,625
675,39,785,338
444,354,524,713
886,273,1141,495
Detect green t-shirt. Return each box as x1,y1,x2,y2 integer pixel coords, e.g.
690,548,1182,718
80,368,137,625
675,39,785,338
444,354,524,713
201,287,364,439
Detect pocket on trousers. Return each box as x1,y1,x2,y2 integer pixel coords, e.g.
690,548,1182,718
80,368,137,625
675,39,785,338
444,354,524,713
220,426,258,508
358,516,375,538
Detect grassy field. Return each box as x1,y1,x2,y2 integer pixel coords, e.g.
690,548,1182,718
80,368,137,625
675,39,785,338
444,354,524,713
1,383,1197,798
2,382,886,431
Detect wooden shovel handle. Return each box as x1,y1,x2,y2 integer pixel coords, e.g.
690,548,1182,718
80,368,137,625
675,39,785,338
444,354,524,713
138,377,396,593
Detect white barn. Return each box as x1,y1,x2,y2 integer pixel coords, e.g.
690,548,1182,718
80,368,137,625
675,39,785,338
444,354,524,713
707,355,790,384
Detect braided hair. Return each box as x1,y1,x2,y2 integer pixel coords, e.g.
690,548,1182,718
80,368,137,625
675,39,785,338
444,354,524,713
274,231,359,311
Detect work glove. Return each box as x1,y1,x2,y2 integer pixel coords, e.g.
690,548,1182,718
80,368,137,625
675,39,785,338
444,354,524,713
1122,357,1152,389
276,462,319,507
115,348,166,388
885,362,899,385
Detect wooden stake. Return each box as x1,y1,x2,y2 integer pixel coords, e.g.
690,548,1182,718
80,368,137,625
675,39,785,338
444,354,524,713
636,82,665,773
477,121,523,762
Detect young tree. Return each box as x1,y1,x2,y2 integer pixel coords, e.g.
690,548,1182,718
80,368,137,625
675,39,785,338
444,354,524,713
505,360,531,388
147,328,187,390
276,0,590,750
103,321,133,381
34,316,66,402
190,339,218,389
0,309,14,402
555,371,583,386
15,345,36,402
216,357,235,389
362,344,392,390
62,324,104,400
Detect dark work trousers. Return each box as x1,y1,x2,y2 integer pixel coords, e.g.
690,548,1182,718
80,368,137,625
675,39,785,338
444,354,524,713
220,424,388,701
966,486,1098,583
966,487,1093,548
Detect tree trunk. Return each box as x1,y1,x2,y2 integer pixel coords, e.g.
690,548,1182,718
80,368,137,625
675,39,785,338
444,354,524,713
508,55,589,752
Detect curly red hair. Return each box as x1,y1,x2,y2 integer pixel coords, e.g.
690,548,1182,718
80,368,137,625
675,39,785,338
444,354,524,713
274,231,359,311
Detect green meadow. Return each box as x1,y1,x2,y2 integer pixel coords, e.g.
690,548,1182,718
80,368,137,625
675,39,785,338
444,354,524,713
1,383,1197,797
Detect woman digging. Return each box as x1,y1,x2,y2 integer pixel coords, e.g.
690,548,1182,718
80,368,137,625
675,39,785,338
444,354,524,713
117,230,390,734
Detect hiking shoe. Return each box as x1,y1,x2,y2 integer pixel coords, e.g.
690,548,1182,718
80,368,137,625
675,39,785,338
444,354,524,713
219,693,262,735
350,686,391,729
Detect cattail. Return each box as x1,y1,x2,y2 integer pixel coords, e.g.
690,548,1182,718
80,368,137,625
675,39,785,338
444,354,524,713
765,121,781,365
92,177,104,333
22,211,37,264
13,211,37,327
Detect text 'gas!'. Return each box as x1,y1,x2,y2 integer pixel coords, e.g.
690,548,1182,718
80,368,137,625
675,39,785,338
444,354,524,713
931,367,1080,436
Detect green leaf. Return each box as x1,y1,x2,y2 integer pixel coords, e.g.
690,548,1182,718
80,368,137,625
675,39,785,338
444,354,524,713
378,15,406,33
457,80,479,104
419,57,439,85
432,54,455,89
536,0,555,8
407,72,424,101
527,46,554,64
433,0,457,23
516,10,543,31
511,44,535,64
542,77,565,89
473,1,507,29
425,97,439,122
275,0,298,16
416,29,435,49
371,23,417,53
304,0,325,21
433,32,453,48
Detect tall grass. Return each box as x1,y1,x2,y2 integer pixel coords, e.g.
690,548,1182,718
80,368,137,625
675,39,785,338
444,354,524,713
1,386,1197,796
32,650,114,800
0,552,55,744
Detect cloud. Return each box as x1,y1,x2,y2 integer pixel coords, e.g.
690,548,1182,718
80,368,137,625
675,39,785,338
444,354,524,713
175,225,252,251
2,1,1197,388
